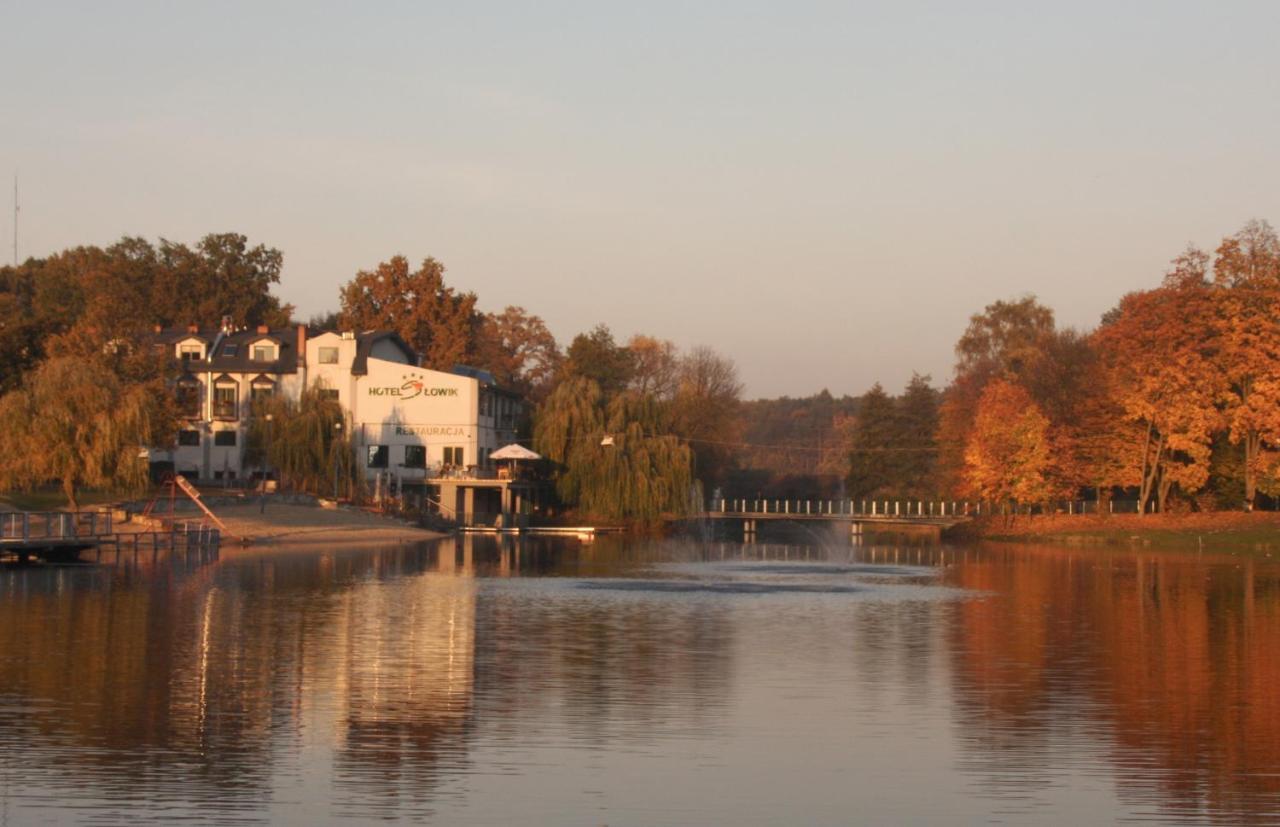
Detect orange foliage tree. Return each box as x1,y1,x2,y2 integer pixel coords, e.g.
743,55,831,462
1210,221,1280,509
1093,286,1224,513
962,379,1061,507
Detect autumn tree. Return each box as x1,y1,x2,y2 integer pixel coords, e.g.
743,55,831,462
1209,220,1280,509
628,334,680,398
1094,286,1223,513
962,379,1060,507
1213,219,1280,289
339,255,479,370
955,296,1056,380
670,345,743,486
471,306,561,399
0,354,178,508
938,296,1058,491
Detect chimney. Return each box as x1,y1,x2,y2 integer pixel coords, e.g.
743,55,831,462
187,324,198,334
153,324,162,333
256,324,269,335
296,324,307,368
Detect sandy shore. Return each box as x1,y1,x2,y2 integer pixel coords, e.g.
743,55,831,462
145,502,446,550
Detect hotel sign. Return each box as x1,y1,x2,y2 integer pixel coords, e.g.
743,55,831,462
368,377,459,400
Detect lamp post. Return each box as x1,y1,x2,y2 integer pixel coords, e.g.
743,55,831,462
260,413,274,514
332,421,343,501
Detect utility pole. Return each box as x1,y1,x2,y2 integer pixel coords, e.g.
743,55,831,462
12,175,17,266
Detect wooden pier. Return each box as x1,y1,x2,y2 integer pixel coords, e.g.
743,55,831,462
1,511,220,565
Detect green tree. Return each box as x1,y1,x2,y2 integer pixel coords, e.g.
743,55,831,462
534,376,694,522
156,233,292,328
244,384,358,496
894,373,940,497
563,324,635,397
847,383,896,499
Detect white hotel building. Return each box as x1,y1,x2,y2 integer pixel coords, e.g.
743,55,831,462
149,322,529,522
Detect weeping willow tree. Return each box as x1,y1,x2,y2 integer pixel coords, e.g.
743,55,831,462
534,376,696,522
244,384,360,496
0,354,178,508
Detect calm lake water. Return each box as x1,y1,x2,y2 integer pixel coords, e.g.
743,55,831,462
1,532,1278,825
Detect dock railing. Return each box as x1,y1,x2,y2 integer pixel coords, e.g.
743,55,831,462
1,510,114,540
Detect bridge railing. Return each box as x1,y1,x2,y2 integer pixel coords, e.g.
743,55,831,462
706,499,1143,517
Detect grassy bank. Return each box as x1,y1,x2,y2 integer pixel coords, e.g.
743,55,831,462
956,511,1280,553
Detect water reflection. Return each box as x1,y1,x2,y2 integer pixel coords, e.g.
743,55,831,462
0,537,1277,824
946,545,1280,823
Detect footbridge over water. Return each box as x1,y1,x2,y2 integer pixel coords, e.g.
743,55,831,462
700,498,974,539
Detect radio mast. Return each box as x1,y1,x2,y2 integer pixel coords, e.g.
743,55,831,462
11,175,17,266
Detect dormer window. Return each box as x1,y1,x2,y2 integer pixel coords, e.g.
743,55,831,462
222,343,239,357
178,341,205,362
251,341,276,362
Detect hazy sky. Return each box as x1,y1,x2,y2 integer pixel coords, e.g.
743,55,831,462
3,2,1278,398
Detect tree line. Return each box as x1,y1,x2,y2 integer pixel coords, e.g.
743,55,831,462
844,219,1280,514
4,219,1275,516
0,237,742,517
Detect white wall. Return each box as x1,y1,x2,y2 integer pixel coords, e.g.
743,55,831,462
354,360,479,475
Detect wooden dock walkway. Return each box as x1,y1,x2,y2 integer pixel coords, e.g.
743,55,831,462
1,511,220,565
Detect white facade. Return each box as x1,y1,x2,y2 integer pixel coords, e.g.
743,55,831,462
350,356,520,487
155,327,522,488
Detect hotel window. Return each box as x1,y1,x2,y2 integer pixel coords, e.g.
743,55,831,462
318,388,339,401
443,446,465,466
213,381,238,420
176,377,202,419
214,431,237,447
250,377,276,403
319,346,339,364
252,343,275,362
222,343,239,357
177,430,200,446
403,445,426,469
367,445,389,468
179,343,204,363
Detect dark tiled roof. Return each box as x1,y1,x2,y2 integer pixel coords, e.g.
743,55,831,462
154,327,299,375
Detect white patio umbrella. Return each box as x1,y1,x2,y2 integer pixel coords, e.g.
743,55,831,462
490,444,541,461
490,443,541,480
